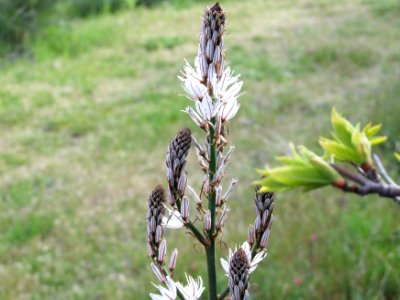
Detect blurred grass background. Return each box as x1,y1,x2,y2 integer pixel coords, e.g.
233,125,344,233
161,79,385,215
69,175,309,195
0,0,400,299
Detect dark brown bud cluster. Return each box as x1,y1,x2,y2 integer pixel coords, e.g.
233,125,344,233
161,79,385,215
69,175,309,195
199,3,225,94
147,185,166,259
229,248,250,300
166,128,192,205
248,186,275,249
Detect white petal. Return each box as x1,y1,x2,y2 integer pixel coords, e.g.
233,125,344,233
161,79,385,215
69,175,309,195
220,99,240,122
162,209,184,229
151,276,177,300
195,96,214,121
220,258,229,276
150,294,165,300
211,67,243,104
241,242,252,263
250,250,267,274
176,274,205,300
179,59,207,102
182,107,204,128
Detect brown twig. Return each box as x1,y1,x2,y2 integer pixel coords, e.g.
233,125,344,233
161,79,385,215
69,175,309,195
331,164,400,204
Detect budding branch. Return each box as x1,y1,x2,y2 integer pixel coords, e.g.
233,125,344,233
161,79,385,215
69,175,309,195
331,158,400,205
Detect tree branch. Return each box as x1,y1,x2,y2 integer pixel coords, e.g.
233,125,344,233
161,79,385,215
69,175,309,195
372,154,399,187
331,163,400,205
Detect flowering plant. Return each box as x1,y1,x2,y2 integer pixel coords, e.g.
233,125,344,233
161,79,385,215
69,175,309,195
146,3,274,299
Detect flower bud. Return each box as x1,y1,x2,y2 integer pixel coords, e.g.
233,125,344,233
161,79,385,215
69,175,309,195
157,239,167,264
254,215,261,232
247,225,255,246
204,210,211,231
151,263,165,283
215,185,223,206
177,172,187,198
261,210,269,227
181,196,190,221
155,225,163,243
169,249,178,272
260,229,270,248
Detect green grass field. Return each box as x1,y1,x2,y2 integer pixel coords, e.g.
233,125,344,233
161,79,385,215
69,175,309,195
1,0,400,299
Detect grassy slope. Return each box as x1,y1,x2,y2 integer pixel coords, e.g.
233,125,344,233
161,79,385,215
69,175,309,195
0,0,399,299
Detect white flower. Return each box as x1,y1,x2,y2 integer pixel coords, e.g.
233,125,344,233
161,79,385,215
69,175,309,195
179,60,242,123
218,97,240,122
194,95,218,121
150,276,177,300
178,59,207,102
176,274,205,300
213,67,242,122
213,67,243,103
162,207,184,229
220,242,267,276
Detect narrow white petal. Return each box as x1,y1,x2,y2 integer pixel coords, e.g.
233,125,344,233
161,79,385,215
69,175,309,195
150,294,165,300
221,100,239,122
220,258,229,276
176,274,205,300
250,250,267,273
182,107,204,127
241,242,252,263
151,276,177,300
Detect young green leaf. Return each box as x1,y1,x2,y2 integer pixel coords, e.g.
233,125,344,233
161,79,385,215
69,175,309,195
257,145,342,192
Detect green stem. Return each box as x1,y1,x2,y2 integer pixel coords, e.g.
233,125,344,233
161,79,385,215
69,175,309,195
176,199,208,246
207,118,218,300
187,221,209,246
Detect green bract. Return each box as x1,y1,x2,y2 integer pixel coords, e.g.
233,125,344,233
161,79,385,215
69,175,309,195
319,108,386,165
257,144,342,192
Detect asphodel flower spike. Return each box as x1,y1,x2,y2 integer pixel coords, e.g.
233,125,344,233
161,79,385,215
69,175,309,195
148,4,277,299
166,128,192,205
179,3,242,126
220,242,267,277
228,248,250,300
147,185,167,259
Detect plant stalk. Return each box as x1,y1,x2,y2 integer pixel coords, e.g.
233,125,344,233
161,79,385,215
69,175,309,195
206,118,218,300
176,199,209,246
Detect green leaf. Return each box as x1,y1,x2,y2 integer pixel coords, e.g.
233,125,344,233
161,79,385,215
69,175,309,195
331,107,354,146
369,136,387,146
257,144,343,193
351,126,371,163
319,137,361,163
363,123,382,137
